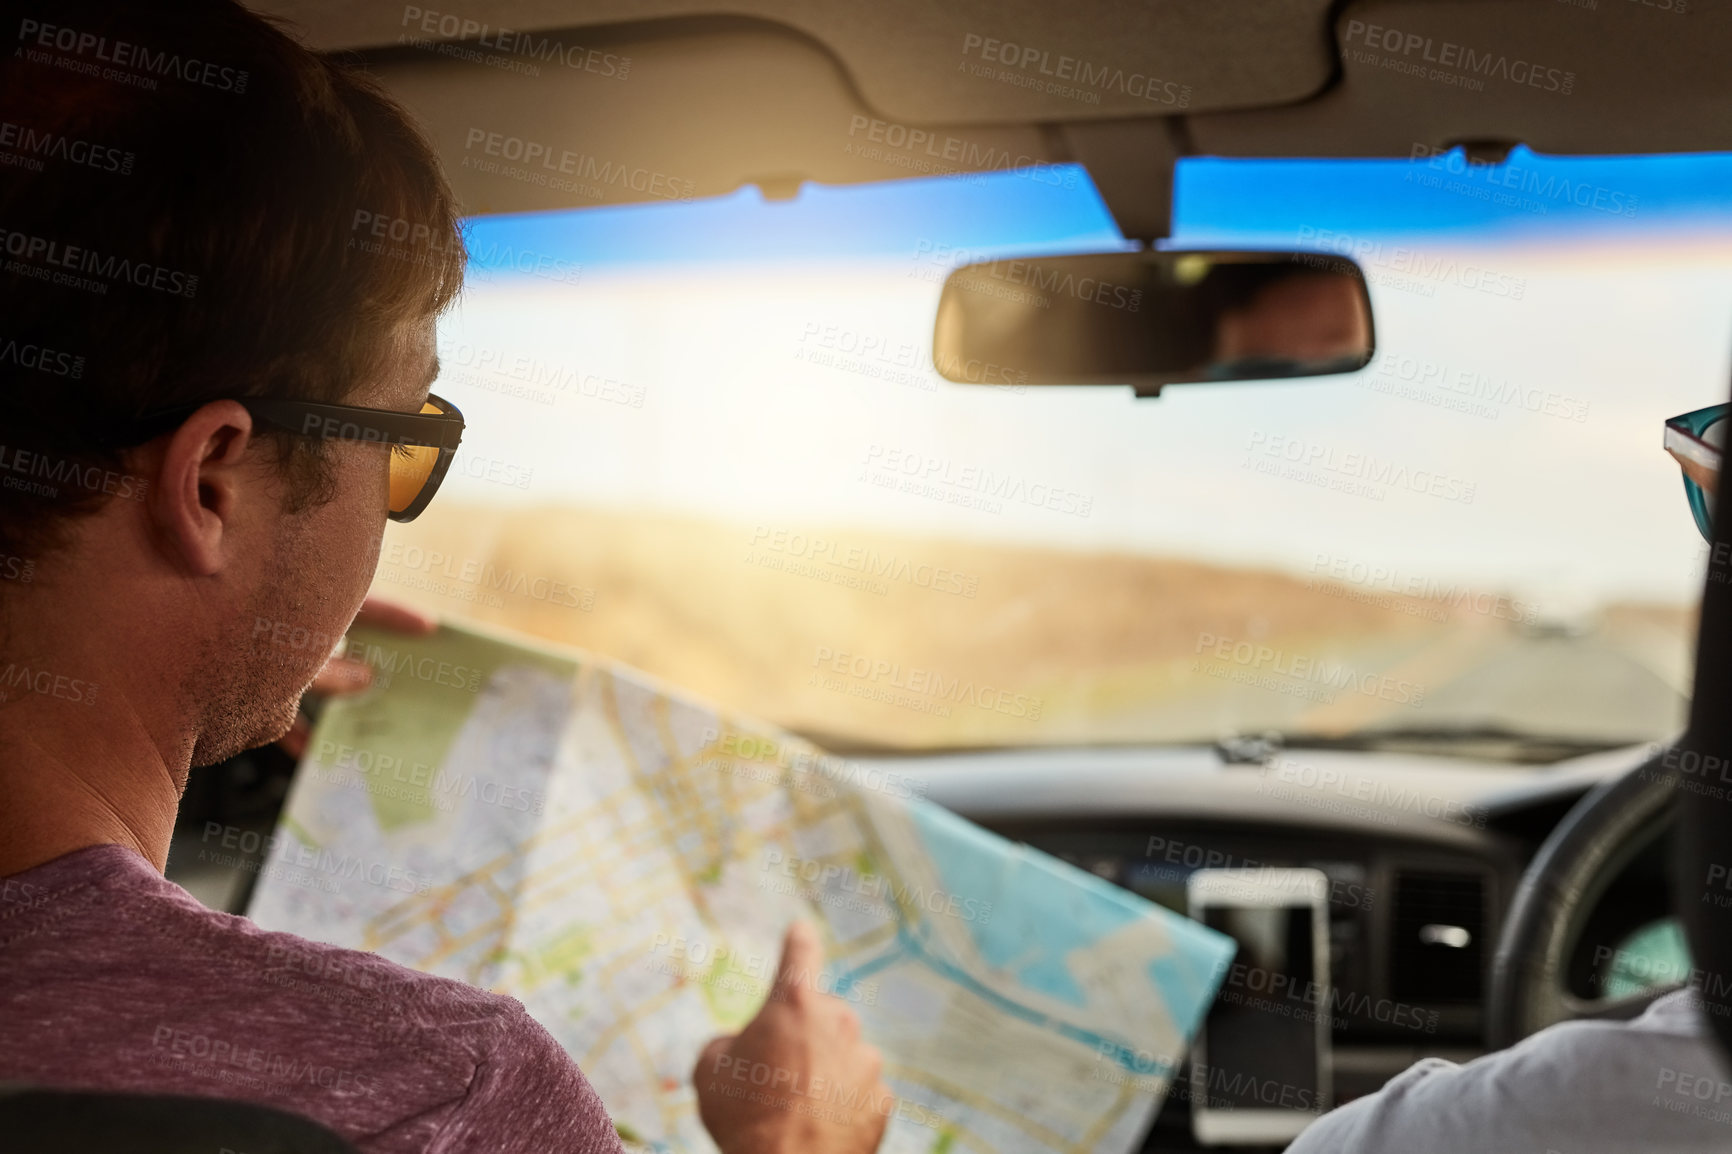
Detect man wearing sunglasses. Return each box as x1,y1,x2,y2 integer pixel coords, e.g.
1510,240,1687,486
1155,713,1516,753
0,3,888,1153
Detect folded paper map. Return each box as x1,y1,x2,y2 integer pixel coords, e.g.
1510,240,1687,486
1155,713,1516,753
249,620,1234,1154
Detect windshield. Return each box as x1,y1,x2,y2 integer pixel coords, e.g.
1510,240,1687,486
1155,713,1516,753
385,149,1730,754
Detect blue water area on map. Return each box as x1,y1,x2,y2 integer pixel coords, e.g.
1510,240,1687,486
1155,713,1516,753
818,798,1234,1073
907,798,1234,1024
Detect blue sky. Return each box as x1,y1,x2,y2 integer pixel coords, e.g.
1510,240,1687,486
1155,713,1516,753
462,148,1732,271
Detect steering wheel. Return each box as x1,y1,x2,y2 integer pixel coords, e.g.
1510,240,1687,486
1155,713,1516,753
1486,747,1681,1050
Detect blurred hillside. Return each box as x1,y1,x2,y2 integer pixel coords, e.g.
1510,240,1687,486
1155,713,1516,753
367,503,1694,750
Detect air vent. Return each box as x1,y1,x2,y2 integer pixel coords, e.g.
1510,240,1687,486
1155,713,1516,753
1391,871,1485,1004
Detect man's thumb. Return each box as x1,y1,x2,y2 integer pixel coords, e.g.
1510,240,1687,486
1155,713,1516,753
772,920,824,999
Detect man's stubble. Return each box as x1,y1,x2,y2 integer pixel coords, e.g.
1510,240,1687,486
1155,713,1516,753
180,510,346,772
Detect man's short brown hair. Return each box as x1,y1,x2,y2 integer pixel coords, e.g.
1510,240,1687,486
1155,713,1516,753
0,0,466,562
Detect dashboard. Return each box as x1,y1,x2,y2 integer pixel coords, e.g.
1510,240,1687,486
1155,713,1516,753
855,740,1670,1150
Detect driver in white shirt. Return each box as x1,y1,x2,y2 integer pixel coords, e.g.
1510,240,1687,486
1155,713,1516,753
1286,404,1730,1152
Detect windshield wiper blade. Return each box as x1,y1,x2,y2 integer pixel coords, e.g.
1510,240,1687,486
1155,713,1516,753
1223,724,1641,765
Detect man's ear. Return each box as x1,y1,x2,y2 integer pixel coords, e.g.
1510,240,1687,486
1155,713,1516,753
145,401,263,576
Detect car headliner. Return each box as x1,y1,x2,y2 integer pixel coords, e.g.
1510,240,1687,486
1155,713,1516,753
253,0,1731,239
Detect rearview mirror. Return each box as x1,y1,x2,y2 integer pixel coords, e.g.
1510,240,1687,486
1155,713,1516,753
932,250,1375,397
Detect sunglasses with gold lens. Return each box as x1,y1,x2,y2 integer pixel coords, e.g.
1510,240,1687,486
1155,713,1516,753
117,394,465,523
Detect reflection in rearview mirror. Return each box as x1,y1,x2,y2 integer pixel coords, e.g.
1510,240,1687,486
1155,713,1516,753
931,250,1375,397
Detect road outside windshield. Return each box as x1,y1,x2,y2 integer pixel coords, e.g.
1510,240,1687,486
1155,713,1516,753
376,150,1732,753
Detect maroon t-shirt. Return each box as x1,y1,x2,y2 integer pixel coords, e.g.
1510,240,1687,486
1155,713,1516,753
0,844,624,1153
